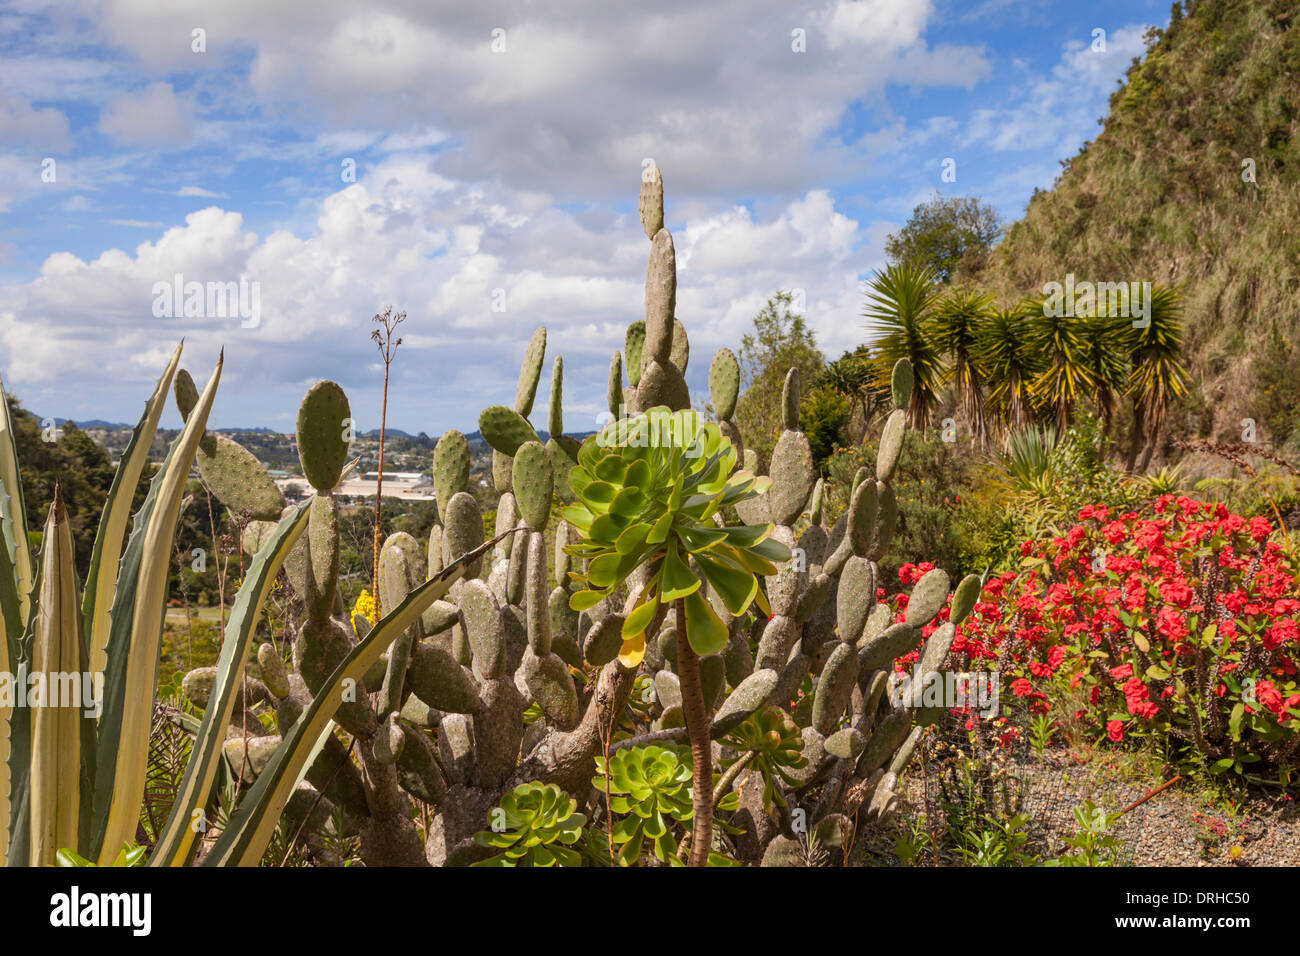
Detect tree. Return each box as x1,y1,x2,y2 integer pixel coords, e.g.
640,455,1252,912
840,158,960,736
734,292,824,469
929,289,994,446
884,193,1002,283
974,305,1044,437
1077,314,1130,432
8,403,131,576
814,346,884,443
800,387,852,471
1123,285,1188,472
862,263,944,430
1026,301,1095,434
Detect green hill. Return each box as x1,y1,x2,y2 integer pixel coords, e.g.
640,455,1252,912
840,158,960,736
984,0,1300,458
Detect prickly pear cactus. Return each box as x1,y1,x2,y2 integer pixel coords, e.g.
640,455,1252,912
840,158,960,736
173,163,969,868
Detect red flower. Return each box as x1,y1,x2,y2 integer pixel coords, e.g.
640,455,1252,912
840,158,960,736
1159,579,1194,609
1107,720,1124,742
1256,680,1284,718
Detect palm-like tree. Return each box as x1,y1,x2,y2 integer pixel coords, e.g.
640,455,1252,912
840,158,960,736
862,263,943,429
1123,285,1189,472
1077,314,1130,431
1026,300,1095,434
930,288,994,446
974,304,1043,436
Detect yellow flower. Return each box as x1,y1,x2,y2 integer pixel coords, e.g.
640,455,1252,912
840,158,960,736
351,588,378,627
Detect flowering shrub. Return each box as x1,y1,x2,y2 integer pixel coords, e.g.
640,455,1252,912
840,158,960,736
953,496,1300,780
350,587,378,627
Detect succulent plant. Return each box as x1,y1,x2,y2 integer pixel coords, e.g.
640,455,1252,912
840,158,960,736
563,407,790,662
472,782,586,867
0,347,485,869
0,161,978,869
593,745,738,866
721,706,806,810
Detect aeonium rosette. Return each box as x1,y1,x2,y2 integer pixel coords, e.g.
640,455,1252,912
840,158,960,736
562,406,791,666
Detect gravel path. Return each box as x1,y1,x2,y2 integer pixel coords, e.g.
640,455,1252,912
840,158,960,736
853,743,1300,866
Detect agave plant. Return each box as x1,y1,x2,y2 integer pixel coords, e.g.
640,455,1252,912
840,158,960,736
1,346,483,867
995,425,1059,499
563,405,790,865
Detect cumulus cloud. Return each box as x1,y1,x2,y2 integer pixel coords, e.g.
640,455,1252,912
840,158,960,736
0,92,70,148
962,24,1149,154
0,160,885,431
91,0,988,200
98,81,194,146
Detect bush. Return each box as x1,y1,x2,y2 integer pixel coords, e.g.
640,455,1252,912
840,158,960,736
955,497,1300,782
824,429,979,581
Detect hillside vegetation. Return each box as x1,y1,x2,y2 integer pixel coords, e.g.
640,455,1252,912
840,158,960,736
983,0,1300,458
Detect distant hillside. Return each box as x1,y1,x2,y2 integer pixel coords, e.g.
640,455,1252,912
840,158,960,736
984,0,1300,458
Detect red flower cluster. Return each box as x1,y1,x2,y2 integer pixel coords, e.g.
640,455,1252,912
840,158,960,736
953,498,1300,773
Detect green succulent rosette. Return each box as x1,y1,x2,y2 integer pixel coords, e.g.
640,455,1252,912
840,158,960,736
562,407,791,664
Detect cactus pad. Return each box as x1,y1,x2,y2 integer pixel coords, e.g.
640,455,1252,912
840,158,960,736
767,429,815,526
781,367,800,430
644,228,675,363
625,322,646,387
433,430,470,524
891,358,913,411
296,380,352,491
512,441,553,531
514,326,547,417
639,163,664,238
197,433,285,520
547,355,563,437
708,348,740,421
479,405,540,457
876,409,906,484
669,317,689,373
443,491,486,578
904,567,950,628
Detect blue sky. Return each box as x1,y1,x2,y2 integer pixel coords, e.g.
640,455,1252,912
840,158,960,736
0,0,1170,435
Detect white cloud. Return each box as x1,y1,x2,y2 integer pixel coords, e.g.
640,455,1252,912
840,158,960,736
98,81,194,146
0,161,885,431
0,92,70,148
961,24,1149,154
819,0,931,51
176,185,226,197
87,0,988,200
